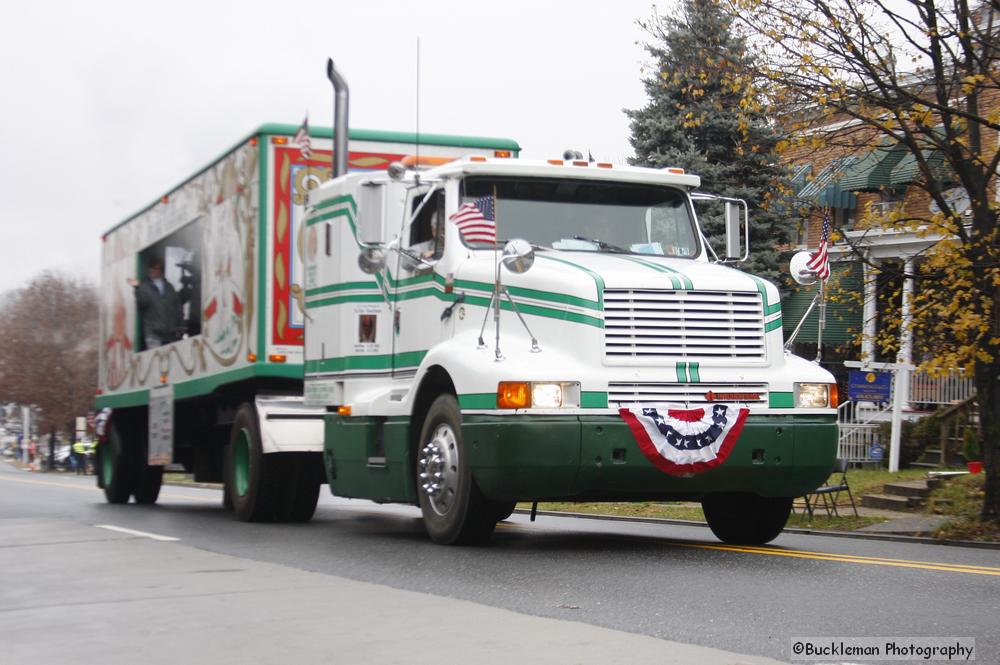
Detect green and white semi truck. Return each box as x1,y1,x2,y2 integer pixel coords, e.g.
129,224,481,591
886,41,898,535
296,64,838,545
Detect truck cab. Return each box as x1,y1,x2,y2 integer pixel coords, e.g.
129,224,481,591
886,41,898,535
303,154,838,545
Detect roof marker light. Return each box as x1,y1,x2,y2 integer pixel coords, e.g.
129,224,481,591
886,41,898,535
494,150,512,158
547,159,564,166
469,156,487,162
597,162,613,169
272,137,289,145
401,155,458,167
666,167,685,174
572,160,589,167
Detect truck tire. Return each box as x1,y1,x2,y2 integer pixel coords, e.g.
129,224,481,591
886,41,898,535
416,394,497,545
102,419,136,504
701,493,792,545
133,463,164,505
226,402,284,522
278,453,321,522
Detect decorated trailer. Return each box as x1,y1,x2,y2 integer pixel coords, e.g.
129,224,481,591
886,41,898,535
301,66,839,546
95,122,520,521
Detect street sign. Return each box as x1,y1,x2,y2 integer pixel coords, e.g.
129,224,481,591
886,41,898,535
848,370,892,402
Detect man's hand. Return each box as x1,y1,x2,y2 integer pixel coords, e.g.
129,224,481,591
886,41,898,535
126,277,139,288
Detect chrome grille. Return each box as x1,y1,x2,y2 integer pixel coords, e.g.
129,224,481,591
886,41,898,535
608,382,769,406
604,289,766,362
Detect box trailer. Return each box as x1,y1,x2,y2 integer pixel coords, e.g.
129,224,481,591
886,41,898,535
95,123,520,521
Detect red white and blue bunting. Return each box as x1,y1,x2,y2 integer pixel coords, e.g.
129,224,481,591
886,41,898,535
618,404,749,477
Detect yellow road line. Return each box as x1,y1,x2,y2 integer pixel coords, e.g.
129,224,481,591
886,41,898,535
0,473,217,502
722,543,1000,572
498,520,1000,577
670,542,1000,576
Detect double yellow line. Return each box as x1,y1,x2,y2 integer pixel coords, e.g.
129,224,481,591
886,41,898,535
497,521,1000,577
672,542,1000,577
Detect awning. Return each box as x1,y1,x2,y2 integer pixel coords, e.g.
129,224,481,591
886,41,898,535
838,140,909,192
796,156,859,209
790,163,812,192
890,148,953,186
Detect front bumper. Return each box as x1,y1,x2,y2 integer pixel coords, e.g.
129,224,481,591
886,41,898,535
463,414,837,501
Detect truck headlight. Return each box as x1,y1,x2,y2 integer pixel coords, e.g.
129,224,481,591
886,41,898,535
795,383,837,408
497,382,580,409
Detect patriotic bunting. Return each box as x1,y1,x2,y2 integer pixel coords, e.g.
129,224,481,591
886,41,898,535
618,404,749,477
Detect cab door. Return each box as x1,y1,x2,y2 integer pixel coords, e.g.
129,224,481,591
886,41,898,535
391,187,455,378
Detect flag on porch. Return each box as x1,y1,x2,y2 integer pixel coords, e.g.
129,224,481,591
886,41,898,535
294,115,312,160
806,211,831,280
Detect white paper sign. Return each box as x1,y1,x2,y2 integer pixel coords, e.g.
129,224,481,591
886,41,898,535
148,384,173,466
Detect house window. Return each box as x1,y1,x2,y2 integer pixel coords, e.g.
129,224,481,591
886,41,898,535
834,207,856,231
870,188,905,216
796,217,809,247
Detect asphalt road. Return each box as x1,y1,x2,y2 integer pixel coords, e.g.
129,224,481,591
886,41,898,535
2,460,997,664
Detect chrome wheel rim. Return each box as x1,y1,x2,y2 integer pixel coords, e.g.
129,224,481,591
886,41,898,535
418,423,459,516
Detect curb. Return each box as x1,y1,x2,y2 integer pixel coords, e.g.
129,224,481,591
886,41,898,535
512,508,1000,551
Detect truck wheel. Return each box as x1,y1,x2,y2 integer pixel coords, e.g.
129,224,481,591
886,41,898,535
102,419,136,504
701,493,792,545
226,403,283,522
279,453,321,522
416,394,496,545
133,464,164,505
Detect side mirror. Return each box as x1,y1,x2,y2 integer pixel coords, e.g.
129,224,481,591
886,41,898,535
358,247,386,274
725,201,742,260
789,250,818,285
501,239,534,274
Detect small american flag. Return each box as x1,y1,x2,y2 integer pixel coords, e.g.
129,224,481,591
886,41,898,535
450,195,496,244
807,211,831,280
294,116,312,160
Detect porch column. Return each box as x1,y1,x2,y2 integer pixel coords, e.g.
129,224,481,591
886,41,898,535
898,257,915,409
862,256,878,363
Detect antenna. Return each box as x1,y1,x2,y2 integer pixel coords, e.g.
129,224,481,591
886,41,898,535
415,37,421,173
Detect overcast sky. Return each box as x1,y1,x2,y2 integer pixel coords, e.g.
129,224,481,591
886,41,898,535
0,0,669,294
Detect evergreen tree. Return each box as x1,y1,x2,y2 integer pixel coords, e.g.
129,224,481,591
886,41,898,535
626,0,791,283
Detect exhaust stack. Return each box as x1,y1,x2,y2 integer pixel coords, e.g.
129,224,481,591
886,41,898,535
326,58,349,178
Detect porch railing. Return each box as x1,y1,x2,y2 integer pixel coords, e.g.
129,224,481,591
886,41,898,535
909,369,975,406
836,368,976,463
837,400,888,463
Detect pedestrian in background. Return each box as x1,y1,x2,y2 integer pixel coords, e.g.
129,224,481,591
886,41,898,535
73,439,88,474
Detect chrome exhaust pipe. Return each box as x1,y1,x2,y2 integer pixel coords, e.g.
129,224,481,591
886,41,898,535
326,58,349,178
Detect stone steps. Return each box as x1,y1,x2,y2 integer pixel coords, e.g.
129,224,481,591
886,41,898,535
859,478,936,512
860,493,919,511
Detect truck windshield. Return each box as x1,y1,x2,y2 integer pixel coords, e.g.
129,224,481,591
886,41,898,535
459,176,700,258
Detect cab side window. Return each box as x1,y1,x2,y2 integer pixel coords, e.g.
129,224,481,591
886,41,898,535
408,190,445,260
